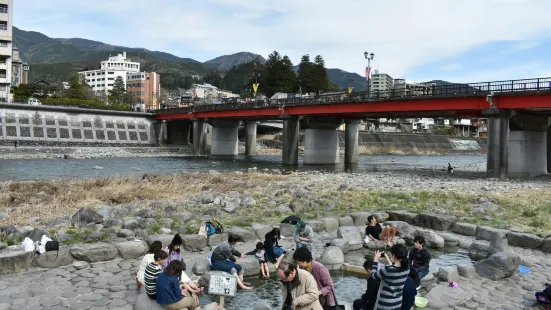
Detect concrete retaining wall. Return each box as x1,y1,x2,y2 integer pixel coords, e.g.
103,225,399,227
0,104,155,145
354,132,487,151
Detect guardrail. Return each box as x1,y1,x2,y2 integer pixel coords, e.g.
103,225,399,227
158,77,551,114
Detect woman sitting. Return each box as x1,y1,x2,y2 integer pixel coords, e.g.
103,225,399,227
365,215,397,246
264,228,287,269
136,240,163,288
156,261,201,310
163,234,184,269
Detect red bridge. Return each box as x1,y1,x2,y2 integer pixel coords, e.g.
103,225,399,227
154,77,551,179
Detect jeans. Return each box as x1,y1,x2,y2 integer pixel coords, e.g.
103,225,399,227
211,259,243,275
414,267,428,281
296,242,312,252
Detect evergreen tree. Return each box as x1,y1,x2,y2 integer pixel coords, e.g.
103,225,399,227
108,76,126,105
263,51,297,98
298,54,316,93
64,74,87,100
314,55,329,92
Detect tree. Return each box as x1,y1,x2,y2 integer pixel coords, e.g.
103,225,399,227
64,74,87,100
313,55,329,92
298,54,316,93
108,76,126,105
262,51,297,97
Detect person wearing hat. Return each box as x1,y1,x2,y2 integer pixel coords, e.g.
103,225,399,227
163,234,184,269
210,233,253,290
294,221,314,252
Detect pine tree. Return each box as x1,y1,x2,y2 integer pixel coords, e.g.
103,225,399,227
298,54,316,93
314,55,329,92
262,51,296,98
108,76,126,105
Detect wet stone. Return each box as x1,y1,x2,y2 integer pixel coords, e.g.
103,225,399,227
75,280,90,287
61,291,79,298
108,299,127,308
108,285,126,292
93,298,111,306
71,301,93,310
77,287,93,295
79,294,104,301
40,297,63,307
109,292,126,299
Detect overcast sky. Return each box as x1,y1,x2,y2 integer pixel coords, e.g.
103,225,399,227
14,0,551,83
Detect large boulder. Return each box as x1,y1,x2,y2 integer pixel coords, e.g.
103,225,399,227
279,223,295,237
320,218,339,233
207,234,224,246
230,227,257,242
240,255,261,277
0,251,35,275
436,232,459,246
305,220,325,233
543,237,551,253
182,235,207,251
69,242,118,263
452,223,477,236
372,212,389,223
337,216,354,227
34,248,74,268
319,246,344,271
415,229,445,248
384,221,417,241
387,210,417,224
114,240,148,259
438,266,459,282
71,208,103,226
457,265,477,278
192,259,211,276
252,223,273,240
476,226,508,242
474,252,521,281
488,229,509,254
145,234,175,247
424,284,474,309
416,213,457,231
468,241,490,260
350,212,371,226
25,228,50,242
122,219,139,230
337,226,363,250
330,238,350,253
135,287,162,310
506,232,543,249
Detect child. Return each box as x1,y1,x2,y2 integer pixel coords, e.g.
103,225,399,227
246,242,269,279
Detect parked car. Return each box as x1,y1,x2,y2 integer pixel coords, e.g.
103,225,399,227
27,98,41,106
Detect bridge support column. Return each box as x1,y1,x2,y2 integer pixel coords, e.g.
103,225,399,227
153,120,167,146
211,120,241,155
282,117,300,165
302,120,343,165
548,126,551,173
344,120,361,165
486,109,510,179
192,119,207,155
245,121,257,155
167,120,190,145
507,114,549,178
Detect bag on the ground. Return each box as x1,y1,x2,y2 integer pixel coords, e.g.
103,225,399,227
21,237,35,252
205,218,223,236
36,235,53,254
45,241,59,252
281,215,301,225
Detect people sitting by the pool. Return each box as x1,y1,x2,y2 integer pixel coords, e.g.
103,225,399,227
163,234,184,269
408,235,431,280
371,245,410,310
156,260,201,310
245,242,270,280
293,247,336,309
137,240,163,288
401,268,420,310
353,260,380,310
210,233,253,290
277,262,323,310
365,215,398,246
179,257,204,295
144,250,168,299
264,228,287,269
294,221,314,252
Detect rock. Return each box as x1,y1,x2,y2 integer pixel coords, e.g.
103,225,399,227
138,218,159,229
475,201,501,212
25,228,49,242
305,220,325,233
488,229,509,254
384,221,417,241
229,227,257,242
0,243,6,250
136,209,156,218
243,197,256,206
416,213,457,231
181,235,207,251
71,208,103,226
288,202,303,213
201,191,215,204
452,223,478,236
437,232,459,246
279,223,295,237
198,271,235,288
223,202,237,213
543,237,551,253
96,205,113,219
438,266,459,282
252,223,273,240
73,261,89,270
320,218,339,233
114,240,148,259
0,251,35,275
319,246,344,270
420,272,435,290
69,243,118,263
160,218,174,229
474,252,521,280
415,229,445,248
457,265,477,278
28,217,40,224
135,287,163,310
34,248,73,268
387,210,417,224
506,232,543,249
85,231,105,241
252,301,272,310
276,204,292,213
292,188,309,198
240,255,261,277
47,218,70,228
424,284,473,308
207,234,224,246
0,212,6,220
372,212,389,223
476,226,508,242
330,238,350,253
192,259,211,276
337,216,354,227
469,241,490,261
203,302,220,310
0,225,17,235
337,226,363,250
160,228,172,234
117,229,135,238
350,212,371,226
103,218,122,228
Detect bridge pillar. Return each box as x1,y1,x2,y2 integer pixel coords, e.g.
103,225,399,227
303,120,343,165
507,114,549,178
245,121,257,156
153,120,167,146
486,109,510,179
211,120,241,155
192,119,207,155
344,120,361,165
167,120,190,145
282,117,300,165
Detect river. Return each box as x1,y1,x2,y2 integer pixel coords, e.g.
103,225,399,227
0,154,486,182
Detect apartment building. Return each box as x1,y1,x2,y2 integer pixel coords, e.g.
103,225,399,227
126,72,160,111
78,52,140,97
189,83,239,104
370,70,394,95
0,0,12,102
394,79,436,97
12,46,29,87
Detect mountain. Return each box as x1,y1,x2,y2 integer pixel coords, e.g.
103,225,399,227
205,52,266,70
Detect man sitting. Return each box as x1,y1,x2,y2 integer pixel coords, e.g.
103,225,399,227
353,260,380,310
408,235,431,280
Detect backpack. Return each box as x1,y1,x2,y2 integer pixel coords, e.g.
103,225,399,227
206,218,224,236
281,215,301,225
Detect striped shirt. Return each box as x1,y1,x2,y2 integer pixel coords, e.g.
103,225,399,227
370,262,410,310
144,262,163,298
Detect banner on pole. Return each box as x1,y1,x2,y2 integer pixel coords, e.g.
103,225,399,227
348,87,353,95
365,66,371,81
252,83,259,94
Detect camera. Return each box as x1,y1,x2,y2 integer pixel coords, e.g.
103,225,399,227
381,252,386,257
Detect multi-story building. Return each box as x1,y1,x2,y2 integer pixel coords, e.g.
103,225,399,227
189,83,239,104
78,52,140,97
126,71,161,111
0,0,13,102
394,79,436,97
370,70,394,95
11,47,29,87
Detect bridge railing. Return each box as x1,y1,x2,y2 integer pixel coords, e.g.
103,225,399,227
159,77,551,114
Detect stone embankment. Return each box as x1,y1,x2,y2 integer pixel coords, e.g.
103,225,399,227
0,146,194,160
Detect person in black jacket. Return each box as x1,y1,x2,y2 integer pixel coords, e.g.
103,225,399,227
408,235,431,280
264,228,286,268
353,260,380,310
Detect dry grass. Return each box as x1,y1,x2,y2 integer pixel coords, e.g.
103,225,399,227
0,172,285,226
357,145,443,155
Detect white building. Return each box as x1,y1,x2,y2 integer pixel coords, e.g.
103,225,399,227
189,83,239,103
0,0,13,102
370,70,394,95
78,52,140,97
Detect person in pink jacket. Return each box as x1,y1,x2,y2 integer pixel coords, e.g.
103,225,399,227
293,247,336,309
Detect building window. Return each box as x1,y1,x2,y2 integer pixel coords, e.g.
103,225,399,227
108,84,113,86
0,41,8,47
0,22,6,31
0,5,7,14
108,72,114,74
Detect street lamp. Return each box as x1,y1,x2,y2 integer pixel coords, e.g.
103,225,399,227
364,51,375,99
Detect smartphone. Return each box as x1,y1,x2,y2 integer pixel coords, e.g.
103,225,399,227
381,252,386,257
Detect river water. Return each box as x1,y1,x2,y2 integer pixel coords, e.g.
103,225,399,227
0,154,486,182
